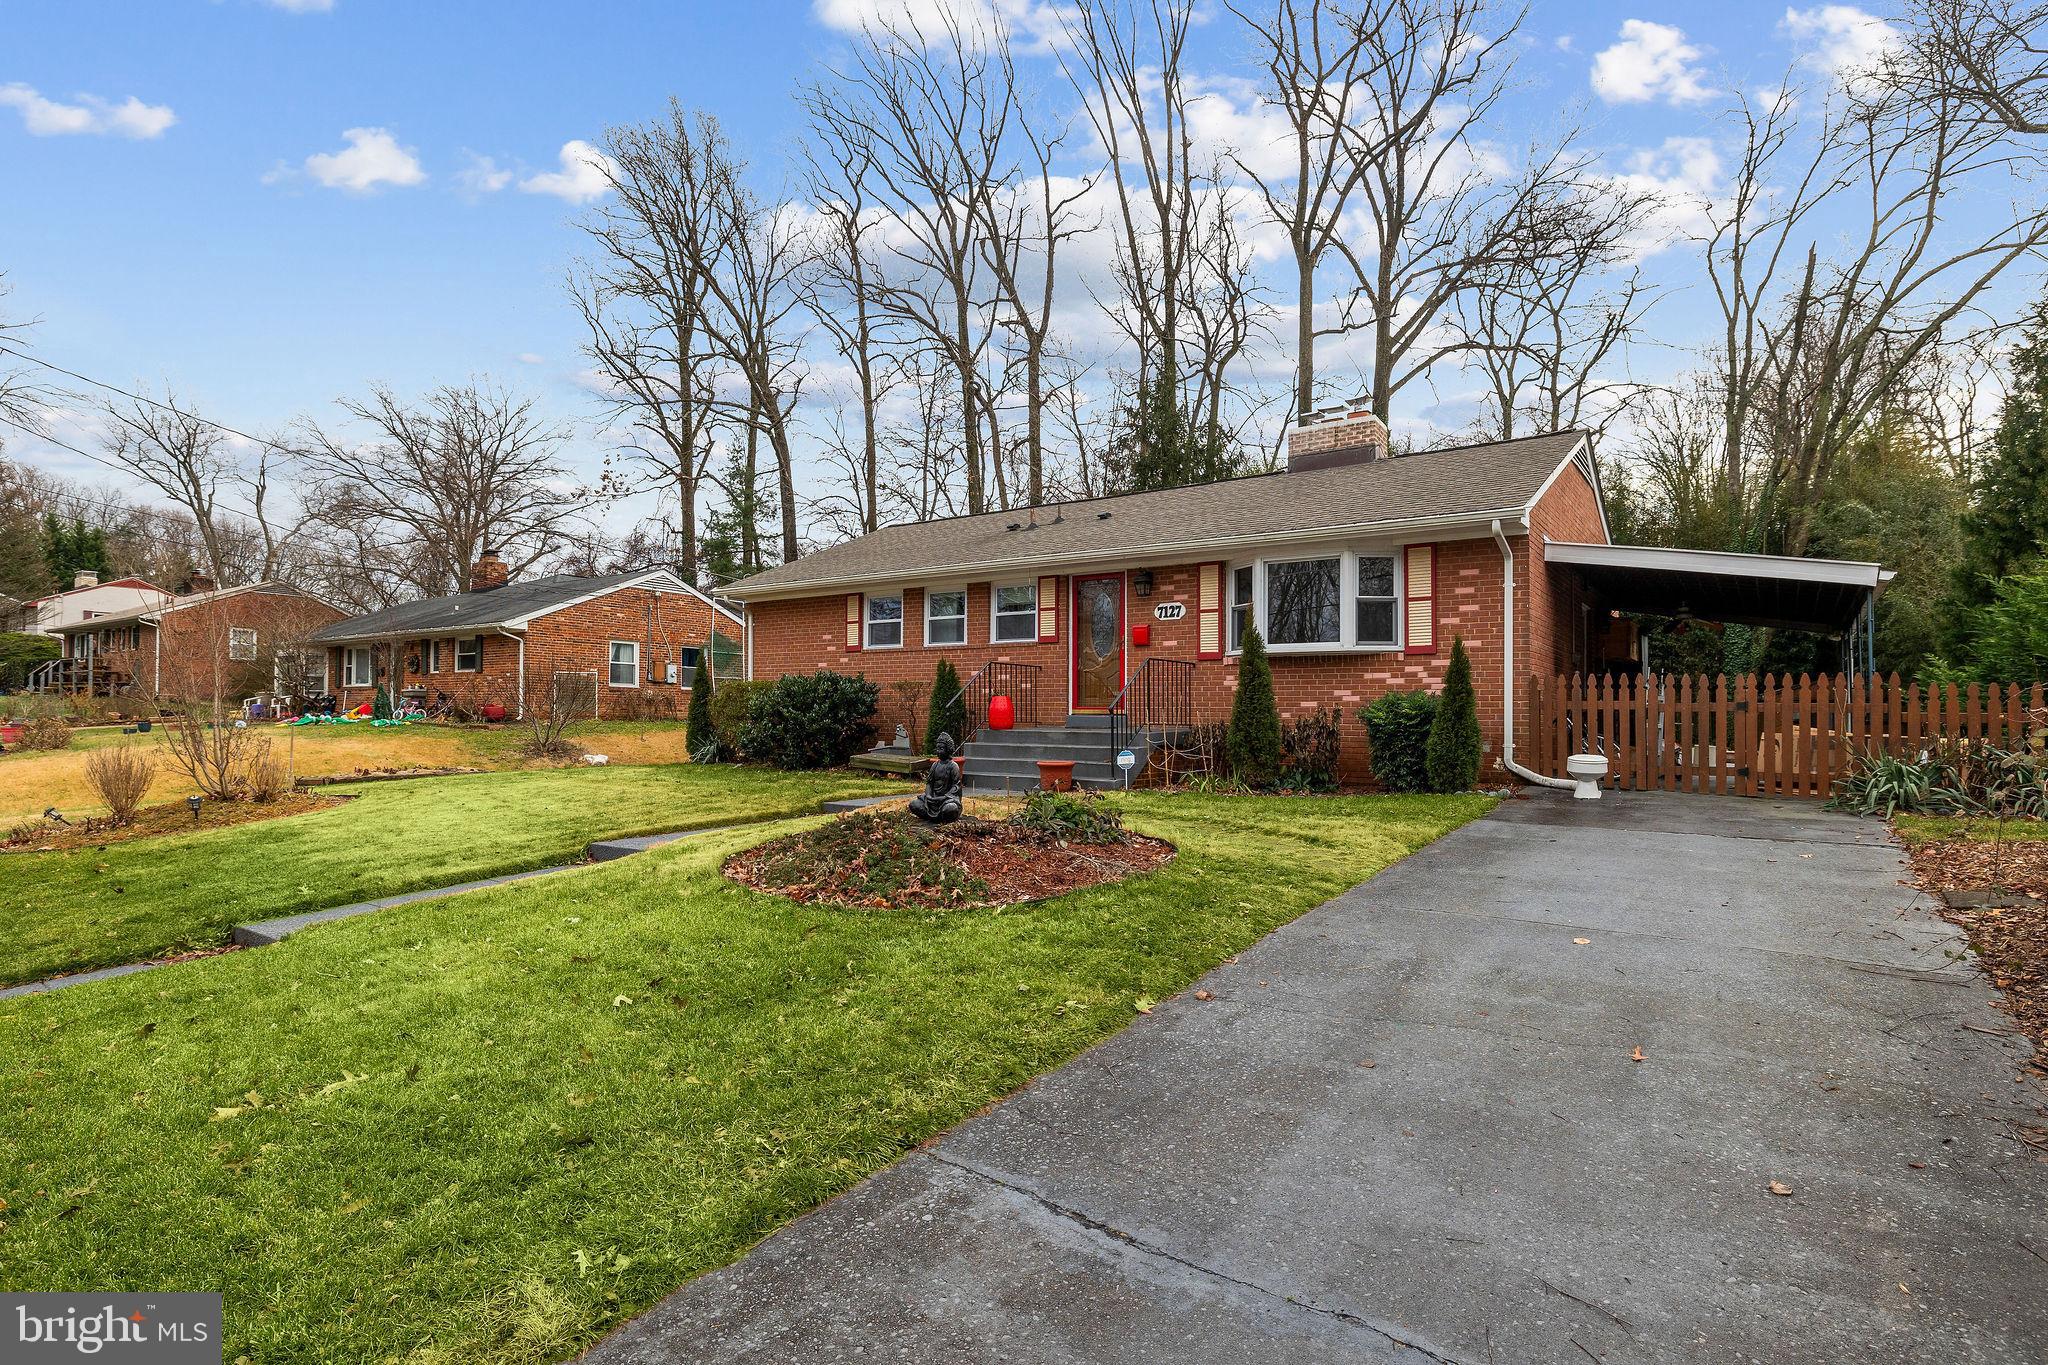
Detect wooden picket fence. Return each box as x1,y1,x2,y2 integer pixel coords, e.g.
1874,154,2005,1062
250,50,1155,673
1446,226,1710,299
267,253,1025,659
1527,673,2048,799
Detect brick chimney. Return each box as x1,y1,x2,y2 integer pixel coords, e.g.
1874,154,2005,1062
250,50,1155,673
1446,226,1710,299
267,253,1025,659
1287,398,1390,473
72,569,100,589
182,574,216,596
469,548,509,593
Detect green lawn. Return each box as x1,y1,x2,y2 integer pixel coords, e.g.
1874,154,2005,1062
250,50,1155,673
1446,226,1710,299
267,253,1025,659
0,791,1490,1365
1893,813,2048,845
0,765,884,988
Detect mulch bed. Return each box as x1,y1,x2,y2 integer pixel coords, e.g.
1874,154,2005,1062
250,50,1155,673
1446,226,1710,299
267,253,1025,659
295,766,485,787
1903,835,2048,1058
1,791,348,854
726,809,1175,910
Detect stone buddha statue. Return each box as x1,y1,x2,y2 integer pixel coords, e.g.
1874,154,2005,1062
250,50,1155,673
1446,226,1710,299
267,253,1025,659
909,731,964,824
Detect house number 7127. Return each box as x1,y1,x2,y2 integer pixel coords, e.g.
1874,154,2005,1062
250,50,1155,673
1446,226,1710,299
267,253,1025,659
1153,602,1186,621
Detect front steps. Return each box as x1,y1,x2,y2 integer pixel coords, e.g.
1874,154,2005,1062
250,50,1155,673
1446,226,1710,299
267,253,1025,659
962,720,1176,793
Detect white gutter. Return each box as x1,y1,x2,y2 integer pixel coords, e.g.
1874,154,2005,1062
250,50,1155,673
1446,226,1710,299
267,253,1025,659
1493,518,1576,791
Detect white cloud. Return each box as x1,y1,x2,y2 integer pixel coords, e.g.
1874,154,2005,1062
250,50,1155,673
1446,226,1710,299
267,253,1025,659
1590,20,1714,105
265,0,335,10
518,140,615,203
299,127,426,192
457,152,514,196
1605,135,1723,258
1780,6,1899,79
0,83,175,139
811,0,1068,54
516,352,544,365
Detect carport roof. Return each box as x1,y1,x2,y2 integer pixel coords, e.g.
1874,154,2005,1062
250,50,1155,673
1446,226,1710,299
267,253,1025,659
1544,541,1893,633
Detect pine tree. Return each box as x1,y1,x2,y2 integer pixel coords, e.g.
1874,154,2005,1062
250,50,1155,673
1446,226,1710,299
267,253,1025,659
1949,301,2048,650
1425,637,1482,792
372,685,394,722
685,649,716,755
926,658,966,754
1227,625,1282,788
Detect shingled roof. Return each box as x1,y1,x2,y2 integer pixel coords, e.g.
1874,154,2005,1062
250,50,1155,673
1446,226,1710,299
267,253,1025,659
309,569,736,645
726,429,1594,600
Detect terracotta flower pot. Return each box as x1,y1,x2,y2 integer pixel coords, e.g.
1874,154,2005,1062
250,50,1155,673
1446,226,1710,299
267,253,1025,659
1036,759,1076,792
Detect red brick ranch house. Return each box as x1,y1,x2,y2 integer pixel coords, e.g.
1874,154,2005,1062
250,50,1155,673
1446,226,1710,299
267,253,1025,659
724,409,1893,790
47,578,347,701
309,554,743,719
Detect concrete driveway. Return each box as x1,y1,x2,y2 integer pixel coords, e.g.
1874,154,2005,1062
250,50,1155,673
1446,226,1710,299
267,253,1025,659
584,793,2048,1364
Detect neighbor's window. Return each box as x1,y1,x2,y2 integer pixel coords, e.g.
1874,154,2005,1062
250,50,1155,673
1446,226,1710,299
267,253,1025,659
1355,555,1398,649
676,645,701,682
228,627,258,661
343,647,373,688
1229,565,1253,651
925,589,967,646
992,582,1038,643
454,637,481,672
609,640,639,687
427,640,442,673
865,594,903,649
1264,557,1342,646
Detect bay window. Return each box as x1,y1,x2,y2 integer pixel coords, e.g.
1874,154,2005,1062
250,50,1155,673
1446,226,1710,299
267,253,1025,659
1230,549,1404,653
992,582,1038,642
924,588,967,646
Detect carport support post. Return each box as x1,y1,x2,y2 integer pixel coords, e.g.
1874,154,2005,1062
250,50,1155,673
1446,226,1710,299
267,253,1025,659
1863,591,1876,678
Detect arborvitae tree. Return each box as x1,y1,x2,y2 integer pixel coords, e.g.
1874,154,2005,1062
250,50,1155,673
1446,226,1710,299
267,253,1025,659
685,649,716,754
1227,625,1282,788
926,658,966,754
1106,375,1240,493
40,514,110,585
1425,636,1482,792
1949,302,2048,651
372,684,393,722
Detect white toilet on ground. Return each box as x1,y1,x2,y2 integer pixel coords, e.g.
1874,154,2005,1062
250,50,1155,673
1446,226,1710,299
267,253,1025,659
1565,753,1609,800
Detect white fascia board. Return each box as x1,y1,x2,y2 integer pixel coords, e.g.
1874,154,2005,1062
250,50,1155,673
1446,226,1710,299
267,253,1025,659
1543,540,1887,589
723,512,1528,604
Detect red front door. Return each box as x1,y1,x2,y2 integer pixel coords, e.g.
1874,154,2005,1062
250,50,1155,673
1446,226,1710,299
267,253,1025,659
1071,573,1125,712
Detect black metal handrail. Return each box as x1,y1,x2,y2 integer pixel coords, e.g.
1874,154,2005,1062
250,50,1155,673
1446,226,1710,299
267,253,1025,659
949,659,1044,743
1107,656,1196,777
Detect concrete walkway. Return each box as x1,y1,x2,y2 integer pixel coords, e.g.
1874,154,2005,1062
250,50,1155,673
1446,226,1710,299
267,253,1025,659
583,792,2048,1365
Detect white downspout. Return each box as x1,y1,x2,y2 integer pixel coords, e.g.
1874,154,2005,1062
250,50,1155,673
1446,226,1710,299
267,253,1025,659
501,630,526,719
1493,518,1577,791
743,604,754,682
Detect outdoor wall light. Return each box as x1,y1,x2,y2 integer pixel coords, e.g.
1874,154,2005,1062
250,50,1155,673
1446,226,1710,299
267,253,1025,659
1132,569,1154,598
187,795,202,822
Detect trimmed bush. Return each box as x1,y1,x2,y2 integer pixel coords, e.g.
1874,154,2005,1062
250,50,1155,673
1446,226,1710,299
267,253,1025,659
1425,637,1483,792
684,651,715,756
740,671,880,770
1360,690,1438,793
1227,626,1283,789
926,659,967,753
708,679,770,757
1280,708,1343,791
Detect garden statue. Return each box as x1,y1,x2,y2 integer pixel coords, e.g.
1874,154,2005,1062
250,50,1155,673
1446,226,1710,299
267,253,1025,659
909,731,964,824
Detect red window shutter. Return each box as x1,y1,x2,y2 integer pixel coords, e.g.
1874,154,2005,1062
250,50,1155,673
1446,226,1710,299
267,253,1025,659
1037,575,1059,643
1404,544,1437,656
1196,562,1223,660
844,593,864,652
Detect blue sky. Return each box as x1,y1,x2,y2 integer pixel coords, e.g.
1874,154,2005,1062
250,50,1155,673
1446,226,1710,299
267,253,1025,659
0,0,1923,537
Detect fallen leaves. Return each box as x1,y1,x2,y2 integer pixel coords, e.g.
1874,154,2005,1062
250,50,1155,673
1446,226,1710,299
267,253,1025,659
1767,1180,1794,1197
1192,990,1214,1002
1630,1046,1645,1063
1134,997,1155,1014
1572,937,1591,946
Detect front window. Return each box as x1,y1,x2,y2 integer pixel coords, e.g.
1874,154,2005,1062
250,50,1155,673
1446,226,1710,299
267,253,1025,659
993,582,1038,642
229,627,257,661
1229,565,1253,651
455,638,481,672
1355,555,1398,649
609,640,639,687
925,589,967,646
865,594,903,649
1265,557,1342,646
343,647,373,688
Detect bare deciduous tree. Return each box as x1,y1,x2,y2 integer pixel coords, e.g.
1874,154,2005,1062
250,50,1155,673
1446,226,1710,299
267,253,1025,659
98,389,239,583
1895,0,2048,134
296,382,583,597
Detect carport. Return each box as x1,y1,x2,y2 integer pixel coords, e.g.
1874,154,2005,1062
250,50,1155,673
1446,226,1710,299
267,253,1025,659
1543,541,1895,674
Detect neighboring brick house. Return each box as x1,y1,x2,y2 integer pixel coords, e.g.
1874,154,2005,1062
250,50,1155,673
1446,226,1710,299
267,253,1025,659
49,578,348,702
308,557,742,720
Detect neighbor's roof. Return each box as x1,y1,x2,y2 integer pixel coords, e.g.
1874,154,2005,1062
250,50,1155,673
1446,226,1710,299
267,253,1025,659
52,581,311,632
1543,541,1894,633
23,575,164,609
308,568,739,645
724,430,1594,600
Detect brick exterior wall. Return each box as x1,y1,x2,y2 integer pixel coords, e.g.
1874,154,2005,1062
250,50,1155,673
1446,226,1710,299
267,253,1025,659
73,589,346,702
745,453,1613,785
329,585,738,719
